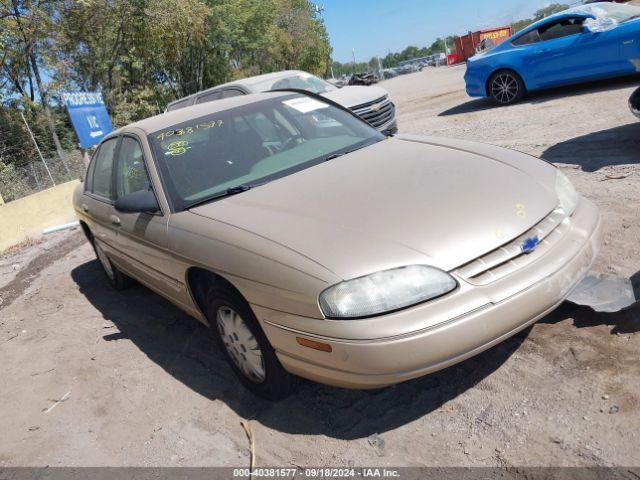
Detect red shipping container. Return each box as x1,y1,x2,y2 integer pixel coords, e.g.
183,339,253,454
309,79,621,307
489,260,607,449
453,26,513,63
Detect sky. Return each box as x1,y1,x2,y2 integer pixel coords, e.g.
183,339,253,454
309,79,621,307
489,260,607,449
320,0,560,63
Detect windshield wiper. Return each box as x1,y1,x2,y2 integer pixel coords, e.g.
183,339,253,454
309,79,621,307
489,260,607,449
321,142,375,163
186,182,266,209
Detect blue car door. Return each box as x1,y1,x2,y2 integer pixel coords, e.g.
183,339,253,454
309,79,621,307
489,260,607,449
617,20,640,73
532,16,621,87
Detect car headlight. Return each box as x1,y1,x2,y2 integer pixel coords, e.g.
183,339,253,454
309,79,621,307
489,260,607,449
555,169,579,215
319,265,457,319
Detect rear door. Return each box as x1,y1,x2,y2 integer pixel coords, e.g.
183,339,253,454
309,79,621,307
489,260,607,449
80,136,120,256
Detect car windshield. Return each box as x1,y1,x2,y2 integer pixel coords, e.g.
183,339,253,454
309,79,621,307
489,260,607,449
569,3,640,23
148,94,384,211
252,73,338,94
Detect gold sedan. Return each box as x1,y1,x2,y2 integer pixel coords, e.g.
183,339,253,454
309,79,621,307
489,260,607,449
74,92,601,399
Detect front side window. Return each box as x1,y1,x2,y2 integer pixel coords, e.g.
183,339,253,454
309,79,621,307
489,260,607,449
222,89,244,98
538,17,585,41
148,94,383,211
116,136,151,198
90,137,118,200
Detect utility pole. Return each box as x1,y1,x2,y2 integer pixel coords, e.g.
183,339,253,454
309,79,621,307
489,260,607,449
20,111,56,186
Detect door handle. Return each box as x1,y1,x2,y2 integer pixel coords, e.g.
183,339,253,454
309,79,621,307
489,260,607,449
81,204,89,213
623,39,635,45
110,215,121,226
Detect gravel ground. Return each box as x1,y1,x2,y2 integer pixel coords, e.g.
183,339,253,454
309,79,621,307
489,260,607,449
0,67,639,468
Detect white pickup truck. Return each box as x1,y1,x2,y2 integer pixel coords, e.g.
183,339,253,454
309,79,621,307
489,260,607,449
166,70,398,136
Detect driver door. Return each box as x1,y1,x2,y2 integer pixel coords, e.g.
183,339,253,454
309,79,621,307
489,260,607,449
110,135,179,302
533,16,621,86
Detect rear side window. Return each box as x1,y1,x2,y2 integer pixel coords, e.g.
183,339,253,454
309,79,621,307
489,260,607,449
116,137,151,198
512,29,541,46
90,137,118,200
167,98,192,111
195,91,223,104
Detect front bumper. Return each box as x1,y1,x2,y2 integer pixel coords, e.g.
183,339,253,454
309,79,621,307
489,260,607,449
256,199,601,389
381,120,398,136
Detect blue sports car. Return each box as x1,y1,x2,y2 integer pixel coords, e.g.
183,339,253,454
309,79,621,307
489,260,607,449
464,2,640,104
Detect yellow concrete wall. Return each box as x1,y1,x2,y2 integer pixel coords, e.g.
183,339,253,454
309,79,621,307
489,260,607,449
0,180,80,252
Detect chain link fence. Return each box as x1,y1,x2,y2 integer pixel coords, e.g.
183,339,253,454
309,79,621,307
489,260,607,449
0,151,87,204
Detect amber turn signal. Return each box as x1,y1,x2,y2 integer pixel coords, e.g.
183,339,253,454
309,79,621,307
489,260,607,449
296,337,332,352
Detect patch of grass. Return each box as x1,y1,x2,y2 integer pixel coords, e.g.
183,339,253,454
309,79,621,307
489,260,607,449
0,237,44,258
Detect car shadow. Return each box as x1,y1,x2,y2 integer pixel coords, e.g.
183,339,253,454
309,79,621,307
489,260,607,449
439,75,640,117
540,122,640,171
71,259,529,440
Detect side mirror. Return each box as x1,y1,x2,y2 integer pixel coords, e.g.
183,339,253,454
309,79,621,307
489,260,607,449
115,190,160,214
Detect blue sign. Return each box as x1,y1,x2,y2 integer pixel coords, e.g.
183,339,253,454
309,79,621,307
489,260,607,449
62,92,113,149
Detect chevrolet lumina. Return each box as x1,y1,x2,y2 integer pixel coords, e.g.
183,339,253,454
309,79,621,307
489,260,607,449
74,92,601,399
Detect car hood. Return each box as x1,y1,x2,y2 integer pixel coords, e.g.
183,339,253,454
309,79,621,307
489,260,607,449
321,85,389,108
190,137,558,280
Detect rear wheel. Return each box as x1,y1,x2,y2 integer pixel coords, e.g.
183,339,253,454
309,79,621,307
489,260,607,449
206,286,296,400
93,240,131,290
489,70,525,105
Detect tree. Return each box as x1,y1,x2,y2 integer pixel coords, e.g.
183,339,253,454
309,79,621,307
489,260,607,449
0,0,69,168
512,3,569,32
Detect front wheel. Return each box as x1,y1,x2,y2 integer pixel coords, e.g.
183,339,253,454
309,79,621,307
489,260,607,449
207,287,296,400
489,70,525,105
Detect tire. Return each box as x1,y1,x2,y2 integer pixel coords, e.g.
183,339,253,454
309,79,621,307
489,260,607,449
92,239,131,290
206,286,296,400
488,70,525,105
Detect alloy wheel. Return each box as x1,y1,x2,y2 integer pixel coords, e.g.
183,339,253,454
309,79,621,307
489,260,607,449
216,306,266,383
491,73,519,104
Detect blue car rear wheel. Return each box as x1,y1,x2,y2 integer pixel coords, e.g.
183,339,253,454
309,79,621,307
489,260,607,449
489,70,525,105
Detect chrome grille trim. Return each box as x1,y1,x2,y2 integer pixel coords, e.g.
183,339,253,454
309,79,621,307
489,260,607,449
455,208,569,285
350,95,396,130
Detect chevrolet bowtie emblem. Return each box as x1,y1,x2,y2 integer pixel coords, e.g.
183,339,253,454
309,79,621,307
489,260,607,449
520,235,540,254
370,103,382,112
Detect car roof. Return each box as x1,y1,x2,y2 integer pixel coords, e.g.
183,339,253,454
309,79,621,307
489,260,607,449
166,70,307,108
113,91,294,136
519,6,600,34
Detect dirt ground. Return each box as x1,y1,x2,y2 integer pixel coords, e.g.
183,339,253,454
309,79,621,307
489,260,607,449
1,67,639,468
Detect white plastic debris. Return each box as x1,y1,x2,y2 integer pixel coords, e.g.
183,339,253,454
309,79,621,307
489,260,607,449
567,274,636,312
584,16,618,33
43,221,79,235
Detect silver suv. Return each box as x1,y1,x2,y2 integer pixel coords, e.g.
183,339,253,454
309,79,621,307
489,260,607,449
166,70,398,136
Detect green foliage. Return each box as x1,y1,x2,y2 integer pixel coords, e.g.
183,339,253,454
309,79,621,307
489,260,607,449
512,3,570,33
0,161,33,203
0,0,333,171
332,36,454,74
